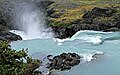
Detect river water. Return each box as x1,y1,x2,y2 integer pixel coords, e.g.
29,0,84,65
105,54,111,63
10,30,120,75
1,0,120,74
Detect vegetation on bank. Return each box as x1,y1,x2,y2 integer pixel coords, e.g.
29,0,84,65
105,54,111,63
49,0,120,27
0,41,41,75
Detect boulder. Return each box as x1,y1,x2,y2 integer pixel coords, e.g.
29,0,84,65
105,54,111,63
53,26,76,39
47,53,81,71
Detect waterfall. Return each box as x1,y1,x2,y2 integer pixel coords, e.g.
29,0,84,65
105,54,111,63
8,0,54,40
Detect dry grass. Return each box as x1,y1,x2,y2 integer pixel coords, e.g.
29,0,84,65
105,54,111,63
50,0,120,26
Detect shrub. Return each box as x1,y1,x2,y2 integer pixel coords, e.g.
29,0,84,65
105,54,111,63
0,41,41,75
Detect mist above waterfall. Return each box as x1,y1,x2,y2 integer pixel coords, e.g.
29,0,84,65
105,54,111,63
2,0,54,40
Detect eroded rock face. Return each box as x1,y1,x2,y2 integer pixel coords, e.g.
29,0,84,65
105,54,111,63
0,32,22,42
73,7,118,31
48,7,120,39
46,53,81,71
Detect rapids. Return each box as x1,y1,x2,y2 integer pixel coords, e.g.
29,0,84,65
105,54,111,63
11,30,120,75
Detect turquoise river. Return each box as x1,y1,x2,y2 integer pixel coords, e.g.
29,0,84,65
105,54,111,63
10,30,120,75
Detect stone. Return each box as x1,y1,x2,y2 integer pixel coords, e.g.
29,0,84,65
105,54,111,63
0,31,22,42
103,27,120,32
47,53,81,71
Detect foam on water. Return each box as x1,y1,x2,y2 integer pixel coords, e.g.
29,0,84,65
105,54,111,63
54,30,120,46
10,31,120,75
80,51,105,62
54,30,103,45
10,29,53,40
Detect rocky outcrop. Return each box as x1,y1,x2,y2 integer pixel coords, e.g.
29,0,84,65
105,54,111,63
51,26,76,39
0,23,22,42
48,7,120,39
82,7,116,18
46,53,81,71
72,7,120,31
0,31,22,42
45,52,105,72
0,16,22,41
36,52,105,75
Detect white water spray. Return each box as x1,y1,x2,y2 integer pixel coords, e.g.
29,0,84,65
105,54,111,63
10,1,54,40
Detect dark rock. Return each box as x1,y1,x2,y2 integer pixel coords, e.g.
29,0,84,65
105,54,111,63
47,5,120,39
96,22,112,30
91,7,116,17
53,26,76,39
68,53,81,59
46,8,55,16
115,22,120,28
61,64,71,71
92,52,105,60
47,53,81,71
83,18,93,24
103,27,120,32
70,59,80,66
0,32,22,42
60,53,67,59
82,11,96,19
50,13,63,18
46,19,54,26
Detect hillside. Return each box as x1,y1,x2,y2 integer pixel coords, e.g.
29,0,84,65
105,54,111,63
47,0,120,38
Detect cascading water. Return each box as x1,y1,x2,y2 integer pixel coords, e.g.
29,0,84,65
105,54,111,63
9,0,54,40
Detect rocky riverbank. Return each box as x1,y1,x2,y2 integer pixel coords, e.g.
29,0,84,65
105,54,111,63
0,0,120,41
46,0,120,39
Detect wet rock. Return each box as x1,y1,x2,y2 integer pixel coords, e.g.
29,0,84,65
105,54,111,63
53,26,76,39
92,52,105,60
47,53,81,71
0,32,22,42
103,27,120,32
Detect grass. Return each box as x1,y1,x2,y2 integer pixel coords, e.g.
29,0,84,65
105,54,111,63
49,0,120,26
